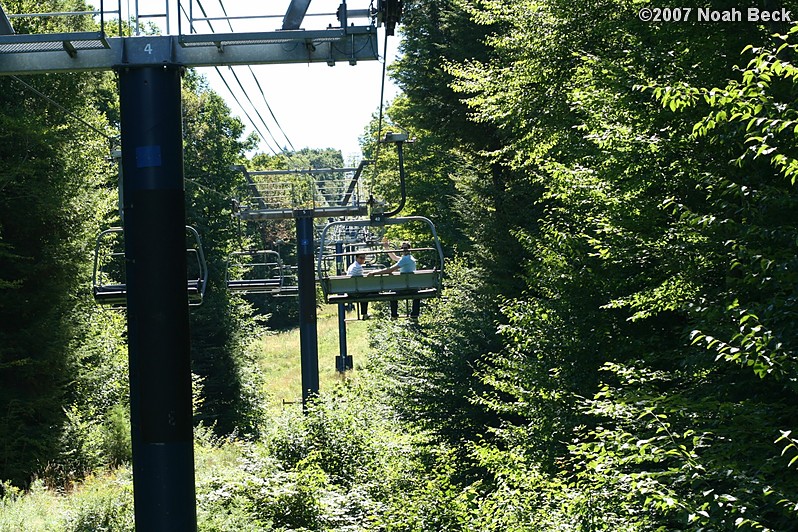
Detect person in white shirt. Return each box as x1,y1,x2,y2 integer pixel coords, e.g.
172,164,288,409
347,253,369,319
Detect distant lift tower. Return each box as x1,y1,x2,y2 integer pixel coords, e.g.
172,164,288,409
0,2,388,530
235,161,372,393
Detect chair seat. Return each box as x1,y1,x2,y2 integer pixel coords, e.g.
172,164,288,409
227,279,282,293
322,270,440,303
94,280,205,306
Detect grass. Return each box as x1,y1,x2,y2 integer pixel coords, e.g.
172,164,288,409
0,481,56,532
252,303,377,407
0,471,134,532
0,303,389,529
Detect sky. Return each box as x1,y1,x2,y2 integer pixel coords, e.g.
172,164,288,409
92,0,402,161
197,37,400,161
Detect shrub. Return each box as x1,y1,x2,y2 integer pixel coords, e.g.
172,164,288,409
63,472,134,532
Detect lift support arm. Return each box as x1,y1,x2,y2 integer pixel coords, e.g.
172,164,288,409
282,0,313,30
0,5,14,36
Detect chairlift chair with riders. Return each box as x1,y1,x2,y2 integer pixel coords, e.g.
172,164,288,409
317,216,444,304
317,131,445,306
92,226,208,308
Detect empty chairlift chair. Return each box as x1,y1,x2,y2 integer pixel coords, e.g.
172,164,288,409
92,226,208,308
275,261,300,297
225,249,286,295
317,216,444,305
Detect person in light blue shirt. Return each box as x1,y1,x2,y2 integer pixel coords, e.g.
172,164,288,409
367,240,421,318
395,250,417,273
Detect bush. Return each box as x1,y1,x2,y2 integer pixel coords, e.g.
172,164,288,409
64,472,134,532
102,404,131,468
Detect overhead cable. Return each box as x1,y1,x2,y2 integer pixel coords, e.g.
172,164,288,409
177,2,279,154
216,0,296,152
184,176,233,200
246,69,296,152
11,75,115,144
193,0,288,154
211,66,280,155
225,65,285,152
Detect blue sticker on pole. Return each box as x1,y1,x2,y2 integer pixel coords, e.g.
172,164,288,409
136,145,162,168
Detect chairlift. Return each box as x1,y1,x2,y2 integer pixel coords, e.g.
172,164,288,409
225,246,300,297
92,226,208,308
317,216,444,304
328,223,377,245
275,263,300,297
225,249,284,295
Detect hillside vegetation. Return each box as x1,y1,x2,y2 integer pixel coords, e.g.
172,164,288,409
2,0,798,530
1,317,405,532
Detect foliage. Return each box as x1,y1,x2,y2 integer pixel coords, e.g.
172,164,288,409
0,472,133,532
62,472,134,532
368,258,501,450
194,383,429,531
51,307,130,485
378,0,535,292
1,381,432,530
182,70,268,438
0,0,118,485
433,1,798,529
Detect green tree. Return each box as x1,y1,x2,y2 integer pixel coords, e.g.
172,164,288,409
181,71,267,437
387,0,535,292
355,0,533,453
441,0,797,528
0,0,119,486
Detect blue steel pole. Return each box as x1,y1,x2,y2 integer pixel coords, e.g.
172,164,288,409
118,64,197,531
295,210,319,407
336,240,348,372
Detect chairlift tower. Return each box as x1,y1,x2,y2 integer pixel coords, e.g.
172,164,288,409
0,1,391,530
234,160,372,399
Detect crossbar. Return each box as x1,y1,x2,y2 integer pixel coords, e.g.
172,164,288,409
0,27,378,74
